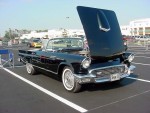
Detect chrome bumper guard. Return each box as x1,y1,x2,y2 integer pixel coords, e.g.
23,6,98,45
74,65,136,84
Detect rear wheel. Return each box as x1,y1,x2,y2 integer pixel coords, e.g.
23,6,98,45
26,63,37,75
62,66,81,93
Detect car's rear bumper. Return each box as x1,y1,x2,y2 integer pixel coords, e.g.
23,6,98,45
74,65,136,84
34,45,41,48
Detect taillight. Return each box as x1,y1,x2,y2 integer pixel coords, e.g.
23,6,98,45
124,42,127,45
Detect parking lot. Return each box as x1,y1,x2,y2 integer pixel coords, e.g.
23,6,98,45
0,44,150,113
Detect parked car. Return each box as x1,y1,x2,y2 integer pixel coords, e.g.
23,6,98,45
22,39,30,44
138,35,150,41
134,35,149,41
27,38,42,48
122,35,128,51
18,6,135,93
41,38,49,49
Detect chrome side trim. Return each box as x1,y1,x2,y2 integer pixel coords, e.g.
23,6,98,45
32,64,58,75
19,57,58,74
18,58,58,75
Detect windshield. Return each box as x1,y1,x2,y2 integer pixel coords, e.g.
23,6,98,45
46,38,83,51
33,39,41,42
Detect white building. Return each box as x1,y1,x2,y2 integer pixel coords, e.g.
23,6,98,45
67,29,85,37
121,18,150,36
20,29,85,40
48,29,62,38
48,29,85,38
120,25,130,36
20,31,48,39
130,18,150,36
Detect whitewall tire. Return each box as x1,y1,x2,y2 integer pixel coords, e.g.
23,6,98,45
62,66,81,93
26,63,37,75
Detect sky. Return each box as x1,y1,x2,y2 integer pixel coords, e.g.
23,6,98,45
0,0,150,36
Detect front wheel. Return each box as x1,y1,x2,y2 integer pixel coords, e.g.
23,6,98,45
62,66,81,93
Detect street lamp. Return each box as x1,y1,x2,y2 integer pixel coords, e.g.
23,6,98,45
9,28,12,41
15,29,21,44
66,16,70,29
8,28,12,46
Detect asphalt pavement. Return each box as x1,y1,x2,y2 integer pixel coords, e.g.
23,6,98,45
0,44,150,113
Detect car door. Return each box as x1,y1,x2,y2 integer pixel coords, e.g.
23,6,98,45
31,50,47,70
43,52,64,74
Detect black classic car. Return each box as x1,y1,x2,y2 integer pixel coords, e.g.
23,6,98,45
18,6,135,92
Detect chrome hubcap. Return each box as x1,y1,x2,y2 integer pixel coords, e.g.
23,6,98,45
63,69,74,90
26,63,32,73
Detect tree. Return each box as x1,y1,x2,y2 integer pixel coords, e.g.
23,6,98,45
4,31,10,41
4,29,18,41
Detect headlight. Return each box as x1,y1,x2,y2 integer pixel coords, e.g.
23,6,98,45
128,54,134,62
81,57,91,69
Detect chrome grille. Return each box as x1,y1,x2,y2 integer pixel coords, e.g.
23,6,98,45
91,65,125,78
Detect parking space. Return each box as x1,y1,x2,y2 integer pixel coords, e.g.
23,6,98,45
86,91,150,113
0,69,79,113
4,64,150,110
0,45,150,113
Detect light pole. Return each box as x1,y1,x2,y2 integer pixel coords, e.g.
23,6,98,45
9,28,12,41
66,17,70,37
15,29,21,44
8,28,12,46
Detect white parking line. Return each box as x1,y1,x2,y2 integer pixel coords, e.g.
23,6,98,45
135,56,150,58
134,52,150,54
126,77,150,83
132,62,150,66
5,65,25,68
88,76,150,112
88,89,150,112
3,68,88,113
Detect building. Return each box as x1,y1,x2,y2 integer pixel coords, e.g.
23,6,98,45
120,18,150,36
20,29,85,40
20,31,48,39
120,25,130,36
130,18,150,36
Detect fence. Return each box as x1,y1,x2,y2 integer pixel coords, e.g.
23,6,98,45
0,49,14,68
127,38,150,51
0,41,2,46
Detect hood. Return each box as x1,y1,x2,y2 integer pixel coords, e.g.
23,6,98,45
77,6,124,59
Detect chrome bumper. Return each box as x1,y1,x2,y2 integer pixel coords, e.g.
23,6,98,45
74,65,136,84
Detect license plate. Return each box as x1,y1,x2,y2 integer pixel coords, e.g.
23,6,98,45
110,73,120,81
